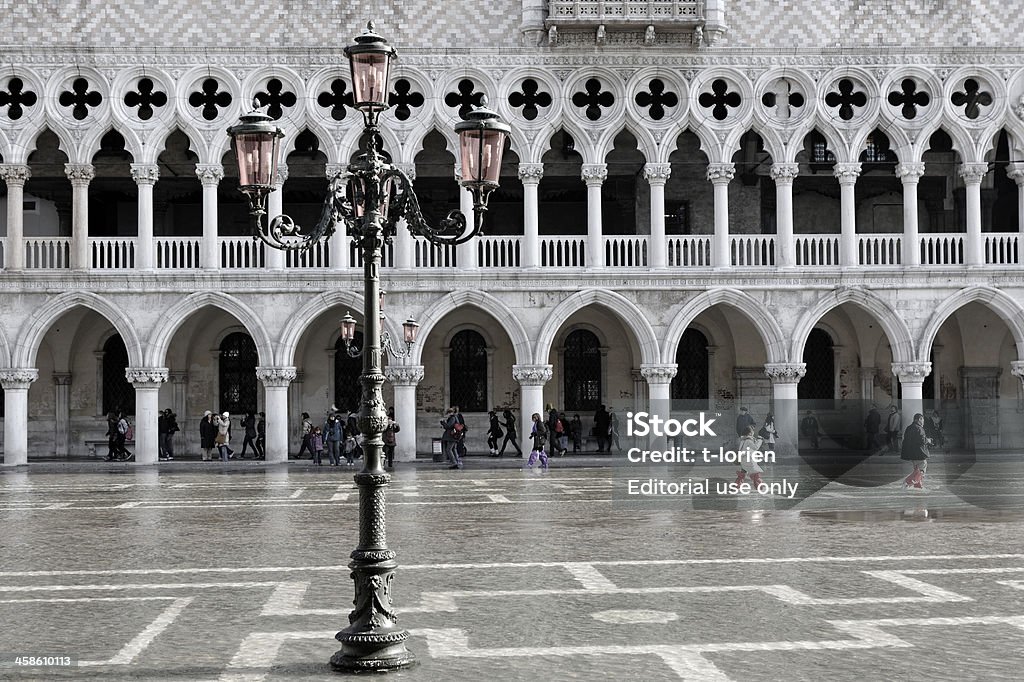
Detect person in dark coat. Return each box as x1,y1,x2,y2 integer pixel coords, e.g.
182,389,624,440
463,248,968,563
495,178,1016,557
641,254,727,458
593,405,611,452
240,411,259,459
487,409,503,457
735,406,756,437
900,413,931,490
497,409,522,458
199,410,216,461
864,405,882,451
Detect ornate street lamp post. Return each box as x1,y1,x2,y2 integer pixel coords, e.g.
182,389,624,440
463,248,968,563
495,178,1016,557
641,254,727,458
227,21,510,673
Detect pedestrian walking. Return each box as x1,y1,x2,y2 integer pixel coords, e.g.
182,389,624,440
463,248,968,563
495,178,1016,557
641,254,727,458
453,406,468,460
199,410,216,461
297,412,314,459
526,412,549,471
383,407,400,469
114,411,134,461
441,407,463,469
734,425,765,488
735,406,756,437
161,409,179,460
324,413,343,466
758,413,777,447
215,412,233,461
240,411,259,459
570,414,583,454
608,410,622,452
555,411,569,456
800,410,820,450
885,405,902,453
311,427,325,466
864,404,882,451
901,413,932,490
497,408,522,457
487,409,503,457
104,412,118,461
255,412,266,460
593,405,610,452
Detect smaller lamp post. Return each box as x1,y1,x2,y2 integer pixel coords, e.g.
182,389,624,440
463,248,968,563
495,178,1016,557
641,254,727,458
227,20,510,674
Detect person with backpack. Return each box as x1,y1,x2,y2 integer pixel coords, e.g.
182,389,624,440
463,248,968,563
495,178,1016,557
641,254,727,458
487,409,503,457
296,412,314,459
159,408,179,461
453,405,468,459
555,411,569,456
526,412,549,472
115,411,134,461
440,407,463,469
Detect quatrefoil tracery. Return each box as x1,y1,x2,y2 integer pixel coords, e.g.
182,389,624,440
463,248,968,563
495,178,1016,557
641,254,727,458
58,78,102,121
951,79,992,120
123,78,168,121
508,78,552,121
0,78,38,121
887,78,930,120
635,79,678,121
571,78,614,121
824,79,868,121
254,78,297,120
444,79,484,120
388,79,424,122
697,79,741,121
188,79,232,121
317,79,354,121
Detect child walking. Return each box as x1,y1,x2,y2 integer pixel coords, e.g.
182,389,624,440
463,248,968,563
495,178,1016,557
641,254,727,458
526,413,549,472
311,427,325,466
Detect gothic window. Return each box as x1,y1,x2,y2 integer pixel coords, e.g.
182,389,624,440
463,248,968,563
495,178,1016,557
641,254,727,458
102,335,135,415
671,329,709,406
334,333,363,414
563,330,601,412
799,328,834,405
449,330,487,412
219,332,258,415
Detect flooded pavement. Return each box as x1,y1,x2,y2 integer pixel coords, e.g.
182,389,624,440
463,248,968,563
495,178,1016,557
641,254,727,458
0,462,1021,680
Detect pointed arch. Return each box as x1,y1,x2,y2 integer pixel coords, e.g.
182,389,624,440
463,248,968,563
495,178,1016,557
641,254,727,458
13,291,143,368
534,288,659,366
410,290,531,366
790,288,915,364
917,286,1024,361
145,292,273,367
276,289,365,366
661,288,787,365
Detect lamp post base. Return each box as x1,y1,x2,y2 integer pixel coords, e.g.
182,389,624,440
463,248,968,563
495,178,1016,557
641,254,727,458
330,633,416,672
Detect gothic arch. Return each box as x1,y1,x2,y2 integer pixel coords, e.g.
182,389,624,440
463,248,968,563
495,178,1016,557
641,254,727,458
145,292,273,367
917,286,1024,361
790,288,915,364
276,290,364,366
13,291,143,369
534,288,659,366
661,288,786,365
410,290,531,366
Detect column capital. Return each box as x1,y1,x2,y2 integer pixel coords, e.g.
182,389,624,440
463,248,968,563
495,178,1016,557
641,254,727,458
0,163,32,185
769,162,799,183
65,163,95,185
833,162,862,182
0,368,39,390
52,372,73,386
125,367,169,386
895,162,926,181
581,164,607,186
518,162,544,183
706,162,735,184
276,162,289,186
256,366,297,387
891,361,932,383
326,163,349,179
130,163,160,185
959,162,989,184
512,364,553,386
169,370,188,384
1007,163,1024,186
384,365,425,386
640,364,678,384
195,163,224,186
642,163,672,184
1009,360,1024,380
763,362,806,384
393,162,416,181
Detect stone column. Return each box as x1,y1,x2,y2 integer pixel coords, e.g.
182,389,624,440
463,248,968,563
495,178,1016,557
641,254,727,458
1,369,38,466
1007,164,1024,234
834,163,861,267
513,364,552,452
582,164,607,268
892,361,931,433
1011,361,1024,390
457,169,478,269
324,164,350,270
644,163,671,268
641,364,678,451
256,366,296,463
960,163,988,266
53,373,72,457
384,365,424,462
896,162,925,266
265,163,287,270
764,362,805,457
126,368,168,465
196,164,223,270
707,163,735,267
0,164,31,270
130,163,159,270
66,163,95,270
770,163,798,267
519,163,543,268
393,163,414,270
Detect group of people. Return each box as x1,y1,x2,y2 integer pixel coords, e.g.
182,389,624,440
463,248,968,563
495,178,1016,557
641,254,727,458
733,407,778,487
198,410,264,462
297,407,400,468
591,405,622,453
864,404,944,456
103,411,134,461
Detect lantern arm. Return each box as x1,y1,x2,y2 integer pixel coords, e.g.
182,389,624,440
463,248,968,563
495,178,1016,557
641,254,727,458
342,330,414,360
384,166,482,247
